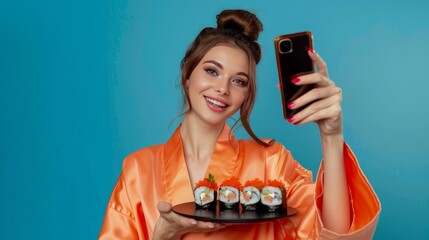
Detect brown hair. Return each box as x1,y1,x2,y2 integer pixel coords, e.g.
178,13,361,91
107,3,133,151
180,9,274,147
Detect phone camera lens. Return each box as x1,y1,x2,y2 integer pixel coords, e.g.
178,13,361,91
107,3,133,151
279,39,292,54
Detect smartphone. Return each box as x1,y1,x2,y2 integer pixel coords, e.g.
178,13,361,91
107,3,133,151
274,31,315,120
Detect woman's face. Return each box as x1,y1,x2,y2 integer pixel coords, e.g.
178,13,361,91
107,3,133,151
186,45,250,126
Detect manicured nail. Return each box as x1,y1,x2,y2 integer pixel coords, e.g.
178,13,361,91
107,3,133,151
287,102,295,109
291,77,300,84
191,220,197,225
293,120,301,125
287,117,295,123
306,46,315,53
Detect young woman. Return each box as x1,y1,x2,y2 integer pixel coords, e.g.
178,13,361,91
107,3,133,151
99,9,380,240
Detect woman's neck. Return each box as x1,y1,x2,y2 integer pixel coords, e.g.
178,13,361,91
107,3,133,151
180,114,224,163
180,114,225,187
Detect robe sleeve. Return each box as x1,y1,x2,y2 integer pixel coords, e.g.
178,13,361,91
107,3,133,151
98,172,148,240
314,143,381,239
270,142,381,239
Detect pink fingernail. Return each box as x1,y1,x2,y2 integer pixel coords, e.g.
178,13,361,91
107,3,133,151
293,120,301,125
287,102,295,109
291,77,300,84
287,117,295,123
306,46,315,53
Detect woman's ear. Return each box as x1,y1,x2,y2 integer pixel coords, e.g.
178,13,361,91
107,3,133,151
185,78,190,89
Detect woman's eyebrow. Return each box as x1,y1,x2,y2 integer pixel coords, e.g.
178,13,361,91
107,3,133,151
203,60,249,79
203,60,224,69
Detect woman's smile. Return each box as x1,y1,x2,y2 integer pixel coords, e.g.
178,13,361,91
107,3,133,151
204,96,229,112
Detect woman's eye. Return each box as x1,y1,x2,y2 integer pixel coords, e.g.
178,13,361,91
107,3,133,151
205,68,218,76
233,78,248,87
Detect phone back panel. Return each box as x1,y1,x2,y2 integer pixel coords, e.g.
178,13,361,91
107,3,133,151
274,32,315,119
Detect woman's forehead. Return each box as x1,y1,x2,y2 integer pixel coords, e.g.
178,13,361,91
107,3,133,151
201,45,250,72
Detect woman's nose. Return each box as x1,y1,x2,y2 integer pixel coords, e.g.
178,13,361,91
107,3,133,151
214,78,230,95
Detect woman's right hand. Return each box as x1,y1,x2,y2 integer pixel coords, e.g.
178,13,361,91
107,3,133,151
152,201,225,240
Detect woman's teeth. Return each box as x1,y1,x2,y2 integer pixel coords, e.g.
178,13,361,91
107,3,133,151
206,97,226,108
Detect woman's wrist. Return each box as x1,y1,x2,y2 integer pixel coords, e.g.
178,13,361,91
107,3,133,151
320,132,344,145
320,132,344,165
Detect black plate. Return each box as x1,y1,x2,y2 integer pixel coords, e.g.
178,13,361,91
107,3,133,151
172,202,297,223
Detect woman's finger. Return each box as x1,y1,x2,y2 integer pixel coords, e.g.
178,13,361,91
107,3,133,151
157,201,173,213
289,85,341,111
157,201,224,231
291,72,333,88
295,100,341,126
289,93,341,125
157,201,198,228
308,49,328,77
191,221,225,232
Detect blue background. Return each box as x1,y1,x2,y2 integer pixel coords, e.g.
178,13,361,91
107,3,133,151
1,0,428,239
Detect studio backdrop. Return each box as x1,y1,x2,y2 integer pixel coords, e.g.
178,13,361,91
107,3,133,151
1,0,428,239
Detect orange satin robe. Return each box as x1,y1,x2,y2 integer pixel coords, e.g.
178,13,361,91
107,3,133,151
99,125,380,239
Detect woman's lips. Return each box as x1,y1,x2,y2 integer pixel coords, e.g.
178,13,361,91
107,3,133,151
205,96,229,112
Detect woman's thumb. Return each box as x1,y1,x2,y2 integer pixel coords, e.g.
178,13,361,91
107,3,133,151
157,201,172,214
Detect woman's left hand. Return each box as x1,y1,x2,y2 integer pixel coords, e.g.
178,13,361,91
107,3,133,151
287,50,343,137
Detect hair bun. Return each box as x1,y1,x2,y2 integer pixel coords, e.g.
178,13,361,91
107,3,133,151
216,9,263,42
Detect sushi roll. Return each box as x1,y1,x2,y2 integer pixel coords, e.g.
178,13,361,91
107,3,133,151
240,178,264,211
218,177,242,210
260,180,287,212
194,173,218,209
